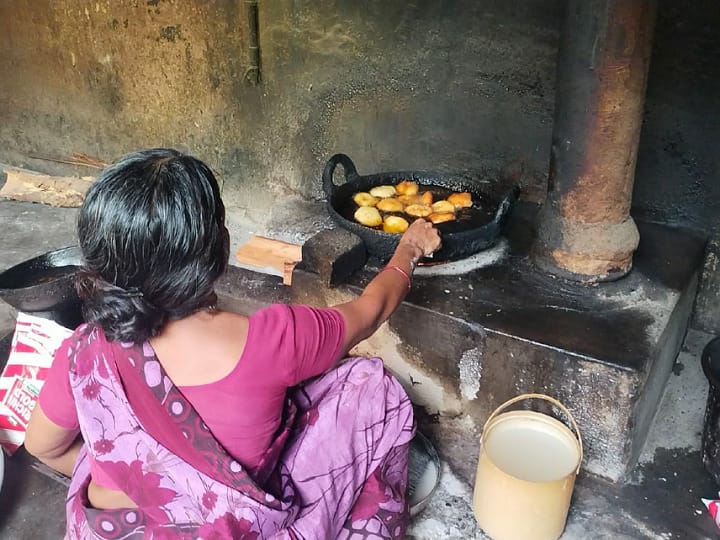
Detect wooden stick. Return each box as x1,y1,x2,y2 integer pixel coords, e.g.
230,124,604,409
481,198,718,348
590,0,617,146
26,154,106,169
1,169,95,207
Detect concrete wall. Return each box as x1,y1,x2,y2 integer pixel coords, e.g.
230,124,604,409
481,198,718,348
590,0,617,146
0,0,717,328
0,0,560,208
631,1,720,333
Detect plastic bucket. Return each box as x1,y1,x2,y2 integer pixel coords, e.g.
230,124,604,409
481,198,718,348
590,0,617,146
701,336,720,485
473,394,583,540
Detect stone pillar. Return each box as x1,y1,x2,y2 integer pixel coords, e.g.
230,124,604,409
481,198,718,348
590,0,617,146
535,0,657,282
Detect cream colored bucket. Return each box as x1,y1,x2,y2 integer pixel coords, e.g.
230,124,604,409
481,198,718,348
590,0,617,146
473,394,583,540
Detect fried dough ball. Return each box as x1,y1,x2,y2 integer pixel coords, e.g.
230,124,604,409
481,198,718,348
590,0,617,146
428,212,456,224
382,215,410,234
354,206,382,227
369,185,396,199
431,200,456,214
353,192,379,207
396,180,419,196
420,191,433,206
405,204,433,218
447,192,472,208
377,198,404,213
398,194,422,205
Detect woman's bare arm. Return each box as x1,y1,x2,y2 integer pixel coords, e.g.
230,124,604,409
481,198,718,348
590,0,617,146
25,403,82,477
334,219,441,354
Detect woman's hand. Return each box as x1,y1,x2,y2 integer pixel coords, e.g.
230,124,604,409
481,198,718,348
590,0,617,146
397,219,442,261
333,219,442,357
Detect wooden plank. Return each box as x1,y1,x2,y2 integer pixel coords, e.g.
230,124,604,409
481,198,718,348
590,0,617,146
235,236,302,286
1,169,95,207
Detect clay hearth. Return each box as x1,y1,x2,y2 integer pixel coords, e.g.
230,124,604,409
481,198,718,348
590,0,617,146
286,203,704,482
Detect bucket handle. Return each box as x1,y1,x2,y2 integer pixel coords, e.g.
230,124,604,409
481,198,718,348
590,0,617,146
481,393,584,474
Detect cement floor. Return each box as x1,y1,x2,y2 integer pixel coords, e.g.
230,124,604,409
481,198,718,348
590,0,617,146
0,199,718,538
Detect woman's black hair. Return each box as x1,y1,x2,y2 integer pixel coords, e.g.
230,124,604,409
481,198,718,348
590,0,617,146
76,148,229,343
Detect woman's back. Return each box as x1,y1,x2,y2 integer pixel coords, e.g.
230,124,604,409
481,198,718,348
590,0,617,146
40,304,345,475
149,309,250,388
149,304,345,468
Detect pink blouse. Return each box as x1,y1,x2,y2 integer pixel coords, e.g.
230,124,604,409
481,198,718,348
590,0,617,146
39,304,346,487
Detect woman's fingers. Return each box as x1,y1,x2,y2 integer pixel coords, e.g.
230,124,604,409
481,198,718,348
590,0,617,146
425,227,442,256
403,219,441,257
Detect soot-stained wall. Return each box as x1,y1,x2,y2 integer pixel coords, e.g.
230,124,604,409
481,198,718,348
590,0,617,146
631,1,720,332
0,0,561,208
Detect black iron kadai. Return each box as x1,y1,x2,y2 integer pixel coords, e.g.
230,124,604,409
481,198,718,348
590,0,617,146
322,154,519,263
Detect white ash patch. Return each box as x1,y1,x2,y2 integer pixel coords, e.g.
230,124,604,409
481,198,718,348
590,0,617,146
457,413,479,433
442,466,473,497
458,348,483,401
351,323,463,414
597,282,676,342
414,238,509,276
639,345,709,464
407,464,486,539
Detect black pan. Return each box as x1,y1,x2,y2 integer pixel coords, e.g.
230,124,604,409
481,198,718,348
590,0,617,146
323,154,519,262
0,246,84,328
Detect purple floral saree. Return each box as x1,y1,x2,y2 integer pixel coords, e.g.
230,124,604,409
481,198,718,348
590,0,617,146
64,325,414,539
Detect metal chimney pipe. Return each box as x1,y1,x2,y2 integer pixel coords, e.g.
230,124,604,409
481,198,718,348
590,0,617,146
535,0,657,282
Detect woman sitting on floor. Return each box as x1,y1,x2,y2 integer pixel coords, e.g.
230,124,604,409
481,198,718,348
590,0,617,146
24,148,441,539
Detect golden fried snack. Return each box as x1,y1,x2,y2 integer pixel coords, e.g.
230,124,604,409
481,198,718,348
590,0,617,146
398,194,422,205
420,191,433,206
428,212,456,224
382,215,409,233
396,180,419,196
447,192,472,208
369,185,396,199
354,206,382,227
353,192,379,207
377,198,404,213
405,204,432,218
431,200,456,214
